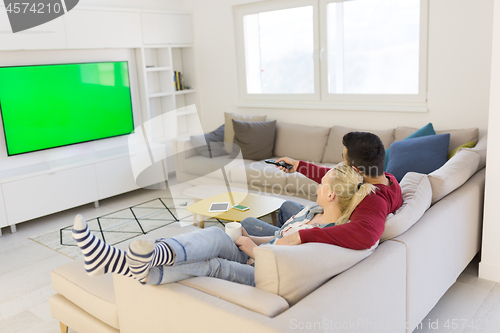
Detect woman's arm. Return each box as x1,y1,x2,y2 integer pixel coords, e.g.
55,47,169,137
241,226,274,245
249,235,275,245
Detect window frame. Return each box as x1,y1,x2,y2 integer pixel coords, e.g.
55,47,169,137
233,0,321,102
233,0,429,112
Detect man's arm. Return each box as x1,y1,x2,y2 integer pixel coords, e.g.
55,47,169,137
298,195,389,250
296,160,330,184
275,158,330,184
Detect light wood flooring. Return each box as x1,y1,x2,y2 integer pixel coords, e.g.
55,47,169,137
0,187,499,333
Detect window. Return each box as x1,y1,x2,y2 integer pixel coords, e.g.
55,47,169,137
244,6,314,94
234,0,428,110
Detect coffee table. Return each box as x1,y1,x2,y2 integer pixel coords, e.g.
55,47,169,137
185,189,285,228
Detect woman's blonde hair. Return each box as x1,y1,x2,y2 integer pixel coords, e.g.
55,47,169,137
325,164,377,225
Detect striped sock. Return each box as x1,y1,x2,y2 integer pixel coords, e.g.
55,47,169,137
72,214,132,278
126,239,174,281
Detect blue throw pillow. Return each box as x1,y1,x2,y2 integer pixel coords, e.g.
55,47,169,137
190,124,228,158
386,133,450,182
384,123,436,171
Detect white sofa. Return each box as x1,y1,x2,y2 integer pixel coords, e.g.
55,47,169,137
175,123,481,200
50,123,487,333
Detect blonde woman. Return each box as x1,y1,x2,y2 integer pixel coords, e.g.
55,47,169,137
72,164,375,287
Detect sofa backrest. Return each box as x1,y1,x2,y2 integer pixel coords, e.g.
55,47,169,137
322,126,395,164
273,122,330,163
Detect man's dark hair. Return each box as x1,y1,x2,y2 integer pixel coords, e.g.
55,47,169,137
342,131,385,177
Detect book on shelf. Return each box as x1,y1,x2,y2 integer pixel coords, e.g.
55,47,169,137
173,71,185,91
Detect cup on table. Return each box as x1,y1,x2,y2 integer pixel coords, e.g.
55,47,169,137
225,222,242,242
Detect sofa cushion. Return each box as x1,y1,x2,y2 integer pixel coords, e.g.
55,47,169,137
458,135,487,171
231,119,276,160
190,124,227,158
232,160,288,188
51,258,119,329
284,162,338,198
322,126,395,164
381,172,432,242
395,126,479,154
284,172,319,198
386,123,436,170
273,122,330,163
428,149,480,204
436,128,479,154
224,112,267,154
254,242,378,305
386,133,450,182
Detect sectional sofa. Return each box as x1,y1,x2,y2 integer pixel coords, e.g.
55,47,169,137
50,121,487,333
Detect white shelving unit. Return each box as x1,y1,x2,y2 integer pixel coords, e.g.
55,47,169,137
0,6,200,234
136,44,201,165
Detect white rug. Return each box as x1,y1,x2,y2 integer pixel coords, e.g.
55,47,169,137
30,197,275,259
30,197,194,259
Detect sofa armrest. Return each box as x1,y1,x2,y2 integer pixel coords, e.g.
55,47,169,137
178,277,289,317
113,275,283,333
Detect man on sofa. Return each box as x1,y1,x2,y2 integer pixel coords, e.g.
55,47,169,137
241,131,403,250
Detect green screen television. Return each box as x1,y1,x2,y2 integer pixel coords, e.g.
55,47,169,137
0,61,135,156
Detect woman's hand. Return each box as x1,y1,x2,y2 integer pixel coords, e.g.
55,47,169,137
275,233,302,245
241,225,249,237
235,236,257,259
276,157,299,173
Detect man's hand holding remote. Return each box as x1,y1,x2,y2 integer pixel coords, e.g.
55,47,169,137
276,157,299,173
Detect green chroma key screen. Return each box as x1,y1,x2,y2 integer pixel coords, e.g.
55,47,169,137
0,61,134,156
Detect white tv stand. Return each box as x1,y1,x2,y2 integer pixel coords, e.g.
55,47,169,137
0,5,200,235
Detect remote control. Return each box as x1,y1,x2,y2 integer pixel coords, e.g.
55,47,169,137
264,159,293,170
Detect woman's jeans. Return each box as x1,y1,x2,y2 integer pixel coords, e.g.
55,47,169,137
240,200,304,236
146,227,255,286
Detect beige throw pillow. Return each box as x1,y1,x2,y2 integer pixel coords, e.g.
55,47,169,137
224,112,266,154
322,126,395,163
254,242,378,305
381,172,432,242
428,149,480,204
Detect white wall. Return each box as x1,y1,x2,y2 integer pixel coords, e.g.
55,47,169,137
78,0,186,11
185,0,493,135
479,0,500,283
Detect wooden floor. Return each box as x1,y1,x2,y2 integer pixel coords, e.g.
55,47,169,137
0,186,499,333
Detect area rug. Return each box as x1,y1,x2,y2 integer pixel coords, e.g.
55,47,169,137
30,197,196,259
30,196,274,259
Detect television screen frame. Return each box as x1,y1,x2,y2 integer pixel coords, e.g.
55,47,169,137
0,61,135,156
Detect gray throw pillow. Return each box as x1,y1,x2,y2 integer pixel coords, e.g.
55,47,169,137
231,120,276,160
190,124,227,158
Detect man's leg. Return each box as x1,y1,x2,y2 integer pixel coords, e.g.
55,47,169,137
277,201,304,228
240,217,280,237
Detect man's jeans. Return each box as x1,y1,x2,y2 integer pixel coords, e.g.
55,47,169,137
240,200,304,237
146,227,254,286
